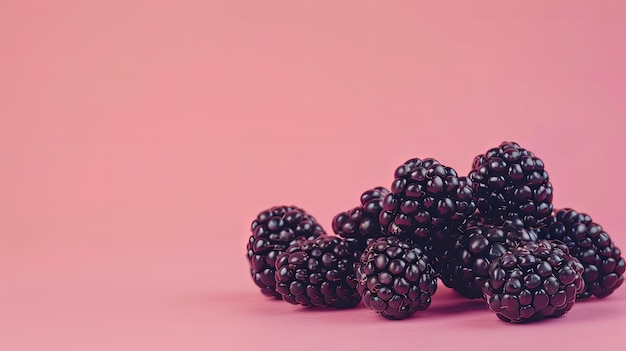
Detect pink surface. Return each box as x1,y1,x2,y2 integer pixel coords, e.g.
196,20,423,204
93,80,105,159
2,1,626,350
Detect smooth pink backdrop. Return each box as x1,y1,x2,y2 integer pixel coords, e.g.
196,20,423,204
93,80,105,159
1,1,625,350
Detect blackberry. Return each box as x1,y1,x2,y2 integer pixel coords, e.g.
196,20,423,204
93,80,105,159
482,240,585,323
379,158,475,255
440,220,537,299
538,208,625,298
469,141,553,227
247,206,326,298
356,236,437,320
275,236,361,308
332,187,390,251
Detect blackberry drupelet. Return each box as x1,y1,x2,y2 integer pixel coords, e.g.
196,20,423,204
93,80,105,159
379,158,475,255
482,239,585,323
275,236,361,308
332,187,390,252
469,141,553,227
538,208,625,298
247,206,326,298
356,236,438,320
440,219,537,299
487,213,543,237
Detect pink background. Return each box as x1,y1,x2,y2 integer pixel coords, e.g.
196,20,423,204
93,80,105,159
2,1,625,350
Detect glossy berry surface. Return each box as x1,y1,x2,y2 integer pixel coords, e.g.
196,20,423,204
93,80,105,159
482,240,585,323
440,220,537,299
332,187,390,251
275,236,361,308
538,208,625,298
379,158,475,253
484,212,543,237
246,206,326,298
356,236,437,320
469,141,553,227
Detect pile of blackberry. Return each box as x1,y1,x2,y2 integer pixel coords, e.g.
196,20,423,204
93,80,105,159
245,141,623,323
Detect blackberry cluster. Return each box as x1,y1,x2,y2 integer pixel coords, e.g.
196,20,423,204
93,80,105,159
379,158,475,253
482,240,585,323
469,141,553,228
332,187,390,251
275,236,361,308
538,208,625,298
246,206,326,298
246,141,624,324
356,237,437,320
440,219,537,299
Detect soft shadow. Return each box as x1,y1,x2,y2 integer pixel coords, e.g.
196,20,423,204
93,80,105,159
421,287,489,317
175,286,625,324
290,301,368,313
425,298,487,316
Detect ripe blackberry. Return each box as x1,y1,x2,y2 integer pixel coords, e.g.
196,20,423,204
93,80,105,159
379,158,475,254
538,208,625,298
332,187,390,251
469,141,553,227
247,206,326,298
482,240,585,323
356,236,437,320
275,236,361,308
440,220,537,299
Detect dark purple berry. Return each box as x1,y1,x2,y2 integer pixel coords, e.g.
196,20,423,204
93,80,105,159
469,141,553,227
440,219,537,299
332,187,390,252
246,206,326,298
538,208,624,298
275,236,361,308
379,158,475,266
482,240,585,323
356,236,437,320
